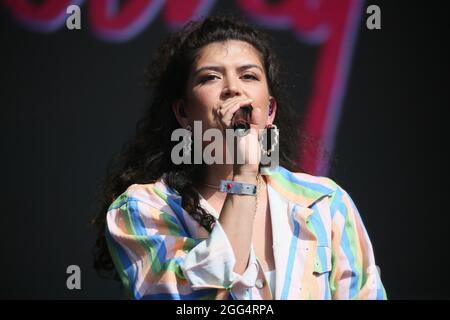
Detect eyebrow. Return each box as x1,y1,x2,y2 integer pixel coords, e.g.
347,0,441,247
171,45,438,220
193,64,264,76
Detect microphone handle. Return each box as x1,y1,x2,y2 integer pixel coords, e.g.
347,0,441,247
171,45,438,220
232,105,253,134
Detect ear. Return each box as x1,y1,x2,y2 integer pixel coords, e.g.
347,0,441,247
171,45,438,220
266,96,277,126
172,99,189,128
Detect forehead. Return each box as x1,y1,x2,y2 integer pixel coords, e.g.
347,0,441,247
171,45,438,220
193,40,263,68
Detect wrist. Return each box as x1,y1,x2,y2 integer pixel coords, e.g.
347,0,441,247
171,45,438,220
233,165,259,180
233,172,258,184
220,177,258,195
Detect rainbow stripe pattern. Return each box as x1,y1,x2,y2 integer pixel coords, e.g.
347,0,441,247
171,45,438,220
106,165,387,300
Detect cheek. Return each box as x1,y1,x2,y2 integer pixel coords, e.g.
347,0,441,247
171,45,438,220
258,111,270,129
254,94,270,128
188,91,218,124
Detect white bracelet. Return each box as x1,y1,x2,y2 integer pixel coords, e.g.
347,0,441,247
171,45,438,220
219,180,257,196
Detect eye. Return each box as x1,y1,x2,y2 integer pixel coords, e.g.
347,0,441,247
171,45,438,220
241,74,258,80
199,75,220,83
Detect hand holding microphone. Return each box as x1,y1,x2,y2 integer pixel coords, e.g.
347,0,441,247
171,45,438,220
215,97,263,175
215,96,262,132
232,104,253,137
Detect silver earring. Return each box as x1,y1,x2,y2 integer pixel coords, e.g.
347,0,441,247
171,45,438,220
183,125,192,156
259,124,279,156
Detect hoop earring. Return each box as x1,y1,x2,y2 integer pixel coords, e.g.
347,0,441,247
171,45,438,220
183,125,192,156
259,124,279,156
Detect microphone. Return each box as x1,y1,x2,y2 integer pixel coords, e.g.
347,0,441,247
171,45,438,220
232,105,253,137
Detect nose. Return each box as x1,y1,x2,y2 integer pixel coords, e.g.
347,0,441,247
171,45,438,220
221,78,243,100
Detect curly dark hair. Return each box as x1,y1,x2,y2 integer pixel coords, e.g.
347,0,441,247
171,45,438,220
92,15,308,280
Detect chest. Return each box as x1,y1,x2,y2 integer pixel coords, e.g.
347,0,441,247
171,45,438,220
198,191,276,271
251,196,275,272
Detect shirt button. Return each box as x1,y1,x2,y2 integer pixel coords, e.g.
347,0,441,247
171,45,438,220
255,279,265,289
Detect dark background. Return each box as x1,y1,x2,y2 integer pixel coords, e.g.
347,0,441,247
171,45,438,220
1,1,448,299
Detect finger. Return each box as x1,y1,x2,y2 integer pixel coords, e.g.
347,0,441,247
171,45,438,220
219,97,253,115
215,97,240,122
216,96,240,112
219,98,254,127
223,98,253,117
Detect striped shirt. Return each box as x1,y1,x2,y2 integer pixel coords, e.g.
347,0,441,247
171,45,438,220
105,165,387,300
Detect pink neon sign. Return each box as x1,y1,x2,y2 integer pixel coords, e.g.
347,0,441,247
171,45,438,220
3,0,364,175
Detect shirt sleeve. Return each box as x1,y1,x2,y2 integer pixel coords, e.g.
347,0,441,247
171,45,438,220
328,186,387,300
105,192,258,300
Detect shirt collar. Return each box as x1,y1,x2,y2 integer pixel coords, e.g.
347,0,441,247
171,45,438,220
164,165,335,212
262,165,334,208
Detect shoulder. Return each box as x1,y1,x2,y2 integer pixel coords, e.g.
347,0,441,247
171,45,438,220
269,165,338,190
266,166,343,205
107,179,179,212
292,171,339,193
270,166,361,220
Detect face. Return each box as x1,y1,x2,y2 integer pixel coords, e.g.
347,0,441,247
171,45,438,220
174,40,276,132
